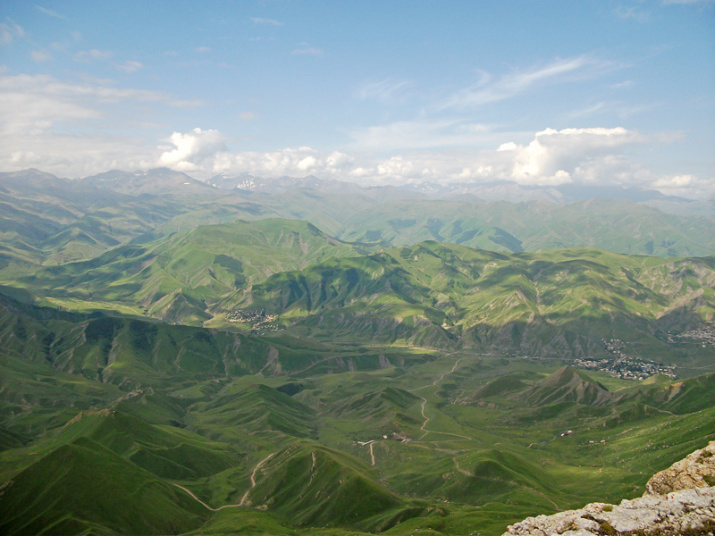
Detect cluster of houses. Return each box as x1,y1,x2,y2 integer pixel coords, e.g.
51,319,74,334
226,309,278,333
567,337,678,380
663,323,715,348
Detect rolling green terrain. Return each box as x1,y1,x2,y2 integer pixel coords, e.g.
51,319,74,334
1,169,714,535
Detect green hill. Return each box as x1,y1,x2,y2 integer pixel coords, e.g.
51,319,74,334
232,242,715,361
337,199,524,252
245,442,425,532
189,384,317,440
0,437,207,535
520,366,613,406
13,219,375,325
2,174,715,535
45,409,241,480
336,197,715,257
0,292,273,388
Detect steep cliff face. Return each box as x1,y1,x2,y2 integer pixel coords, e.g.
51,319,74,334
503,441,715,536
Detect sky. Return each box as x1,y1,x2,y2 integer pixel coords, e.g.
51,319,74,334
0,0,713,198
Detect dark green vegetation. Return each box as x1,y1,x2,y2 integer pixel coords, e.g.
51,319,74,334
1,169,714,535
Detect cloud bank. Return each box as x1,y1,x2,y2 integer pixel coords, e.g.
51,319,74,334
149,127,711,198
0,71,710,198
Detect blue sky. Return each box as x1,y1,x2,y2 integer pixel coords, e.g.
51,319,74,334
0,0,713,198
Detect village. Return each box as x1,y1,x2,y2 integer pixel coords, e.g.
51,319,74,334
226,309,279,334
664,323,715,347
569,337,678,380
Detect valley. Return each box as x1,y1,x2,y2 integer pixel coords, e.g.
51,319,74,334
0,169,714,535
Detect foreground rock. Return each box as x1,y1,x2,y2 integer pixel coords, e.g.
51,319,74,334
503,441,715,535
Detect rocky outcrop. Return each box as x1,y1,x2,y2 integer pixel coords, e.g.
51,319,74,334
503,441,715,535
646,441,715,495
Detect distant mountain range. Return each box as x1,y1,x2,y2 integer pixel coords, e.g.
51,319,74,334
205,171,694,204
2,168,714,263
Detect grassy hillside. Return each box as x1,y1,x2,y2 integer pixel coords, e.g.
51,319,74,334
233,242,715,363
337,197,715,256
2,315,715,534
0,437,208,535
337,199,524,252
10,219,375,325
1,175,714,535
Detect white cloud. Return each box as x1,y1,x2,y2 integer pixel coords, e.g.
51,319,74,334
345,119,498,152
212,127,670,192
651,173,715,198
504,127,645,186
158,128,227,171
0,19,25,45
196,46,211,53
117,61,143,73
75,49,112,62
610,80,633,89
0,74,201,111
2,112,711,197
31,50,52,62
438,56,615,110
239,111,259,121
212,147,355,178
614,5,651,22
355,79,411,102
0,74,207,177
36,6,68,20
150,126,712,197
251,17,283,26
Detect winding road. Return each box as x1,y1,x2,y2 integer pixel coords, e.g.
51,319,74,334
173,451,277,511
415,357,471,440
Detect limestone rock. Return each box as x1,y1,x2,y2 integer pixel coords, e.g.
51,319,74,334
646,440,715,495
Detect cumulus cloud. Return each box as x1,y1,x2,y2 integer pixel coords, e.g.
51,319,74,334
651,173,715,198
503,127,644,185
212,147,355,178
217,127,660,190
158,128,227,171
